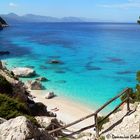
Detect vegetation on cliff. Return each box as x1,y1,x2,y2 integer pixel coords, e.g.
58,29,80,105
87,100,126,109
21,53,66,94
0,94,29,119
121,71,140,103
0,67,50,125
0,75,13,95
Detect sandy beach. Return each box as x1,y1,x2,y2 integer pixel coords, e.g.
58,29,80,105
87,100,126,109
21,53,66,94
30,90,96,132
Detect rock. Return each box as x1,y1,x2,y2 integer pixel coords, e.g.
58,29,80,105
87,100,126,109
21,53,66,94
35,116,62,136
45,92,55,99
0,24,3,30
0,51,10,56
102,103,140,137
0,60,7,69
49,59,61,64
0,117,6,124
12,81,29,102
0,61,4,69
0,116,54,140
0,17,8,27
36,77,49,82
30,102,48,116
12,67,36,78
26,80,43,90
35,116,59,130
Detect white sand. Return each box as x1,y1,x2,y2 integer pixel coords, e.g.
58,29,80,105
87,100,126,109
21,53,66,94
30,90,96,132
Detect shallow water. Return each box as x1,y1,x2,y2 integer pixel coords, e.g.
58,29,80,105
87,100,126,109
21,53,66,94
0,22,140,111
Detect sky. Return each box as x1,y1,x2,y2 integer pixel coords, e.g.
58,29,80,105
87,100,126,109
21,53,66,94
0,0,140,22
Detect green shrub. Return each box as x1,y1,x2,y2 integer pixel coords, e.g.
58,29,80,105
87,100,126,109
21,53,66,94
99,136,105,140
25,115,39,126
97,116,109,131
120,88,135,103
0,75,13,95
120,70,140,103
0,94,29,119
135,84,140,101
0,94,38,125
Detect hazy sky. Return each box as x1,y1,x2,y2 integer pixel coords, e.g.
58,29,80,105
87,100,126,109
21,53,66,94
1,0,140,22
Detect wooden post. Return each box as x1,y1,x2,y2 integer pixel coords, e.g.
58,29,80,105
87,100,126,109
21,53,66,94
94,113,99,138
127,88,130,112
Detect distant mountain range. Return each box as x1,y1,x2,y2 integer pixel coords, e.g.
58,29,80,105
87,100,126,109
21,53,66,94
0,13,98,23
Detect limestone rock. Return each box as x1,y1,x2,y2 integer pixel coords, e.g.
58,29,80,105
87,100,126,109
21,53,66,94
0,116,54,140
35,116,59,130
45,92,55,99
0,117,6,124
102,103,140,137
12,67,36,78
26,80,43,90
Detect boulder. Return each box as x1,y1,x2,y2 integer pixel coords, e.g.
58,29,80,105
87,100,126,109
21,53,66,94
30,102,48,116
45,92,55,99
26,80,43,90
35,116,62,136
0,116,54,140
35,116,59,130
12,67,36,78
36,77,49,82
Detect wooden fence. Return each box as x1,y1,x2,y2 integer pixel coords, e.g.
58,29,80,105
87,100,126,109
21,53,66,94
48,88,131,138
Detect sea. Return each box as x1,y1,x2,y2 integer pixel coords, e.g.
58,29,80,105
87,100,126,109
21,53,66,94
0,22,140,112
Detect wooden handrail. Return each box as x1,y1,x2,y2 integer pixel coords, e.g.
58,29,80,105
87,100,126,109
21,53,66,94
48,112,96,134
63,99,127,138
48,88,130,137
94,88,129,114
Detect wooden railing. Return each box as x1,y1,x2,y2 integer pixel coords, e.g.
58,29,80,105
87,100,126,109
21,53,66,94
48,88,131,138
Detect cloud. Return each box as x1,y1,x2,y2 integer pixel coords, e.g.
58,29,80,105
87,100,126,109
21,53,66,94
9,2,18,7
98,1,140,9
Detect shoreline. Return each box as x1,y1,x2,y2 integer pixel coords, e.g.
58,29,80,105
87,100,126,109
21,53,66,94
30,90,96,132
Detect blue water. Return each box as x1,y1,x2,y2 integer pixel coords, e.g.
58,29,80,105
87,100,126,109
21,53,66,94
0,22,140,111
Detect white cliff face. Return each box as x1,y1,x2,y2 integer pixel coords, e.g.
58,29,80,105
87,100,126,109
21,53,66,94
12,67,36,77
102,103,140,139
0,116,54,140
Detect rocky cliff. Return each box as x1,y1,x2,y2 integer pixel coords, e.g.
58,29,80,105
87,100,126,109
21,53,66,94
0,62,61,140
0,17,8,30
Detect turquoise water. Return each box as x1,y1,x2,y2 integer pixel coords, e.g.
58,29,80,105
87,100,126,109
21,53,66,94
0,23,140,110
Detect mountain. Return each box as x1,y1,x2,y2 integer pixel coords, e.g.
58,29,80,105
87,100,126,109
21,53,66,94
1,13,89,23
